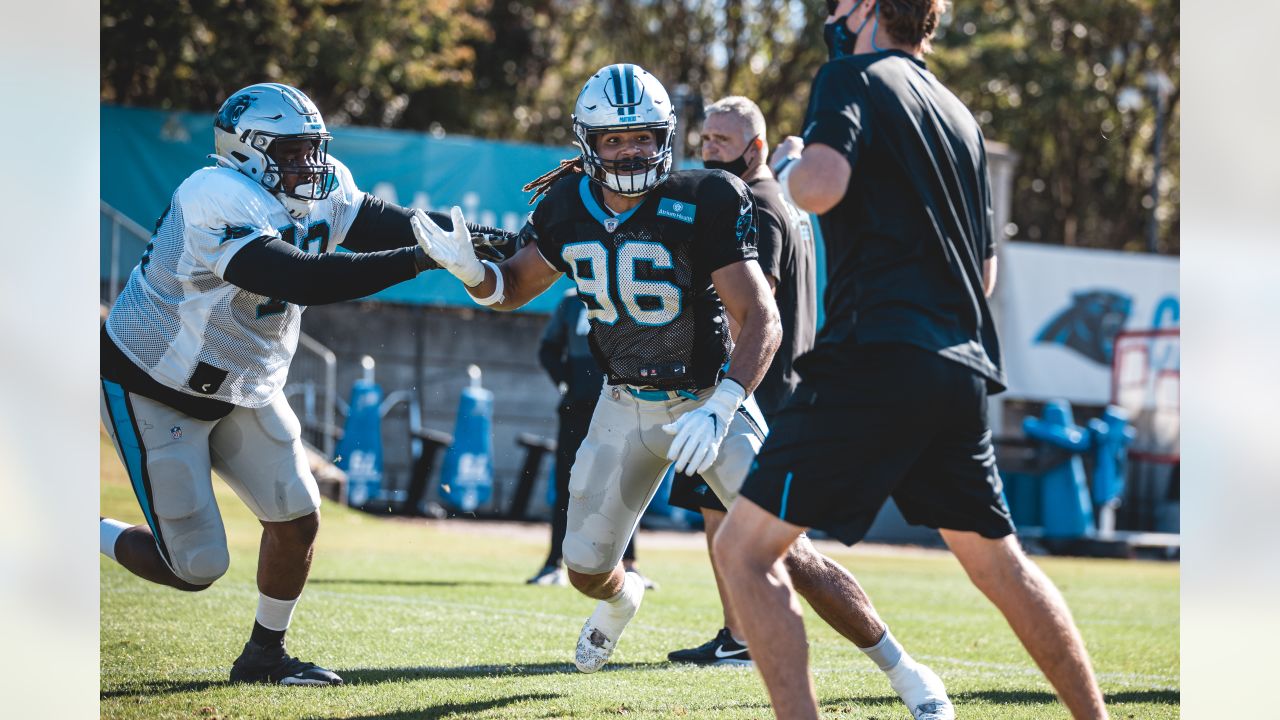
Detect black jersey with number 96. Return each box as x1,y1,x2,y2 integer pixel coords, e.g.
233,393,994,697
526,169,758,391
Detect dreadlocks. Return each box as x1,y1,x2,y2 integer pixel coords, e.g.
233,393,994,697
522,155,585,205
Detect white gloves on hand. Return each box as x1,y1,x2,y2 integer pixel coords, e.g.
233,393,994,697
411,206,485,287
663,379,747,475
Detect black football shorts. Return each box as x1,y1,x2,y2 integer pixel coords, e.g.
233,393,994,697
668,471,728,513
739,343,1015,545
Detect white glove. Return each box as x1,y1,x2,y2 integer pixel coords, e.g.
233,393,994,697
410,206,485,287
663,379,747,475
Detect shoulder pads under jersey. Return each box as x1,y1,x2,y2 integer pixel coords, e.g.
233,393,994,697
178,166,288,235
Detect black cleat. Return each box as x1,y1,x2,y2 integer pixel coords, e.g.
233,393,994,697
229,640,343,686
667,627,752,667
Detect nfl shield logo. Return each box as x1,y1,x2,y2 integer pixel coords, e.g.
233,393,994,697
170,426,183,440
604,217,619,233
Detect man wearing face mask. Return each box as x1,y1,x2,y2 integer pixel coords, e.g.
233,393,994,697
698,97,817,419
664,96,951,720
667,95,819,660
715,2,1111,719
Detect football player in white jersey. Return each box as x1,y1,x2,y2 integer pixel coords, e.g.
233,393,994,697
99,83,513,685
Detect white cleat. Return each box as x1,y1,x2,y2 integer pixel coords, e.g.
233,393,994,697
574,572,643,673
527,565,569,586
886,658,955,720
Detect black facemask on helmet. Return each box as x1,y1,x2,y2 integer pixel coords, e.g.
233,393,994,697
823,0,875,60
703,135,758,177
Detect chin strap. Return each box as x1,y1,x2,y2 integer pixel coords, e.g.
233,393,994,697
208,153,240,170
277,194,314,220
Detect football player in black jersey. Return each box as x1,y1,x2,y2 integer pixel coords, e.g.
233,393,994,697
414,63,782,674
416,68,955,713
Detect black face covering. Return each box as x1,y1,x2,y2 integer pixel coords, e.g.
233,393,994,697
703,135,758,177
823,0,869,60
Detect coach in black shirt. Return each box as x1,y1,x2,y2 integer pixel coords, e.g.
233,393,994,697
700,97,818,418
716,2,1109,719
667,95,820,666
669,96,953,713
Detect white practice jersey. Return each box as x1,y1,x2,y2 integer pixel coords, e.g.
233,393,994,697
105,156,364,407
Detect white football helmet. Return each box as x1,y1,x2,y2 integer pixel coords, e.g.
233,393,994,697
572,64,676,197
212,83,335,219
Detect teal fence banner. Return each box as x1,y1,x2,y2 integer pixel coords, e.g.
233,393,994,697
101,104,824,320
100,105,578,312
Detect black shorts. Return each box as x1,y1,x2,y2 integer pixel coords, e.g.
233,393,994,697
668,472,727,513
739,344,1015,546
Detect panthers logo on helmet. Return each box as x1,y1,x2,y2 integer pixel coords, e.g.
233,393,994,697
1036,289,1132,365
215,93,256,133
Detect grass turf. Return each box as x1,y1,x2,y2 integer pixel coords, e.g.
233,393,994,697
101,433,1178,719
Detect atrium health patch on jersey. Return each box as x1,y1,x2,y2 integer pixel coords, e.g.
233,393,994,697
656,198,696,224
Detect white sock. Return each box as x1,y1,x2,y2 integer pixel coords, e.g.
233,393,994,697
100,518,131,561
609,572,642,604
860,627,906,672
256,593,301,632
597,572,642,621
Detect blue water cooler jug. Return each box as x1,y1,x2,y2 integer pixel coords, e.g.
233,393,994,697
1023,400,1095,539
439,365,495,513
336,356,384,508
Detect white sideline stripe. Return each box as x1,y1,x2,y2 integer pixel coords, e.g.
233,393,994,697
107,581,1179,689
915,654,1179,687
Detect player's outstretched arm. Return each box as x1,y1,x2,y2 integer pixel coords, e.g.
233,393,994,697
712,260,782,394
223,236,433,306
412,207,561,312
345,195,515,262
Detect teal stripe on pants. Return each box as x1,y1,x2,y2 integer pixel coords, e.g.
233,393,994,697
101,380,161,542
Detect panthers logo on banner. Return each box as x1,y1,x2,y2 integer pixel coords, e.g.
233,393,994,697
1035,290,1132,365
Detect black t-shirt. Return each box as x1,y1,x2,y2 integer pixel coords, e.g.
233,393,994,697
528,170,758,390
747,176,817,418
800,50,1005,392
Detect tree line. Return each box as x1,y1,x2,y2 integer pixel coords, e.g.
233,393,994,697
102,0,1179,253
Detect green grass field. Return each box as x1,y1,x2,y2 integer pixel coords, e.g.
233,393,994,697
101,433,1179,719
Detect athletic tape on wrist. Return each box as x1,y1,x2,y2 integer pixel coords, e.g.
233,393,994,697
470,260,505,306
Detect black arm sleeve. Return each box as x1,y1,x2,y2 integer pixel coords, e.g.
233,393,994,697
342,195,420,253
343,196,518,261
223,236,420,305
